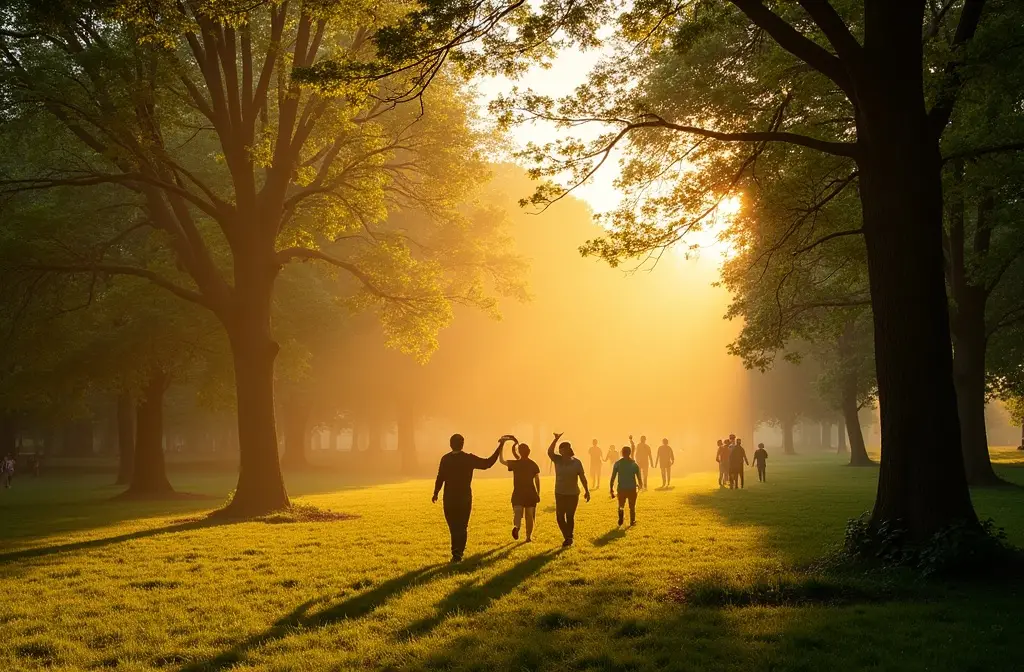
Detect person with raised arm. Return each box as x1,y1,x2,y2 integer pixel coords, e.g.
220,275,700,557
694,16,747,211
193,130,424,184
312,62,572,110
432,434,507,563
547,432,590,547
499,438,541,541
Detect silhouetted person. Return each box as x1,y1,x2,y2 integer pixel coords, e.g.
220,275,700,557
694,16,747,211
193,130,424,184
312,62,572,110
729,438,748,489
654,438,675,488
610,445,643,526
604,444,618,465
588,439,604,488
432,434,506,562
753,443,768,482
630,435,652,490
499,439,541,541
548,433,591,547
715,439,730,487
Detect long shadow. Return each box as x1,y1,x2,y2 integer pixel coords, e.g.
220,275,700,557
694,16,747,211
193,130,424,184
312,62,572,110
178,545,514,672
0,517,229,566
593,528,626,547
399,549,561,640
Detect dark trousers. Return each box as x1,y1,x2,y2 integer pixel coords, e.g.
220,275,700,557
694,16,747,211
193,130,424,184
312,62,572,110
443,495,472,558
756,464,766,482
555,494,579,542
729,467,744,489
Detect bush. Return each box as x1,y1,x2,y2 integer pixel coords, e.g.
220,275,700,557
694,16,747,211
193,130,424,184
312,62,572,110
844,513,1018,577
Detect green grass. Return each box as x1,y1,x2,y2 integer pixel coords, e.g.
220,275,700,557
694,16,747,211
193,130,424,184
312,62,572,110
2,451,1024,671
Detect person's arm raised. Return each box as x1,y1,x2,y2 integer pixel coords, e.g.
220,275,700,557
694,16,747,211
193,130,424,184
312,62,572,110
479,437,506,469
498,441,509,466
548,432,563,463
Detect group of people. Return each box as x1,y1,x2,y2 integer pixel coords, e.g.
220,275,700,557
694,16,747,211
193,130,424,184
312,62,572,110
714,434,768,488
586,435,678,490
432,433,649,563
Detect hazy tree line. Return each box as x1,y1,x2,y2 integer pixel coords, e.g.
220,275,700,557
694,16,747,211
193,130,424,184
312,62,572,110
2,0,1024,549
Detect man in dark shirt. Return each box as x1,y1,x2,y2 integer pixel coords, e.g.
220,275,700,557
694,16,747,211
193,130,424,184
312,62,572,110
432,434,506,562
753,443,768,482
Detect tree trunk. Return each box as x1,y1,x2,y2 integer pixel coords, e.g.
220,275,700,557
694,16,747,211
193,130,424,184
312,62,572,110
951,292,1000,485
281,399,311,468
857,4,977,536
843,374,873,467
115,391,135,485
397,401,417,475
781,417,795,455
837,417,848,454
220,264,290,517
124,371,174,497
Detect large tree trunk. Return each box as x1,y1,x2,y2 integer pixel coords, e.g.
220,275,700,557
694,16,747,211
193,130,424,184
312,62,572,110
221,265,290,517
124,371,174,497
843,374,873,467
858,3,977,536
115,391,135,485
397,401,417,475
281,398,311,468
781,417,795,455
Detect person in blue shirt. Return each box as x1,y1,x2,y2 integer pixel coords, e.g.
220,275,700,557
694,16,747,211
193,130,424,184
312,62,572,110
610,445,644,527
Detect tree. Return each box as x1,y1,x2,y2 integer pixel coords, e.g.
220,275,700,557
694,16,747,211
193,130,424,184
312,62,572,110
446,0,1021,538
0,1,494,515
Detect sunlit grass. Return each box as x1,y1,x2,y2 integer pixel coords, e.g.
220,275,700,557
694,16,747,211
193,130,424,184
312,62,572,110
1,455,1023,671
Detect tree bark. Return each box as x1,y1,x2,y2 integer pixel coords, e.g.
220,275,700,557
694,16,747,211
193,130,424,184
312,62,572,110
858,3,977,535
115,391,135,485
281,398,311,468
781,417,796,455
124,371,174,497
220,262,290,517
397,400,417,475
843,374,873,467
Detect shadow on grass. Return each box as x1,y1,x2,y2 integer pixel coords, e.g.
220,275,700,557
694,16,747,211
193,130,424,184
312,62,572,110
178,545,515,672
0,517,231,566
593,528,626,547
399,549,562,640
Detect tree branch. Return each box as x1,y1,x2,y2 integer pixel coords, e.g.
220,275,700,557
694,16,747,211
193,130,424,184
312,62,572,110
796,0,862,62
729,0,854,96
928,0,988,137
25,263,211,308
792,228,863,255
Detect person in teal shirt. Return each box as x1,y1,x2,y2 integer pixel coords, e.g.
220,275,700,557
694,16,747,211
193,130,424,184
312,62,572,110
610,445,644,527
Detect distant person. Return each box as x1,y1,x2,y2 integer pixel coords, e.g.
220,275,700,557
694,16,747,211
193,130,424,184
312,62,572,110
753,443,768,482
604,444,618,465
610,444,644,527
654,438,675,488
729,438,749,489
630,435,653,490
547,433,591,547
499,439,541,542
587,439,604,488
715,439,730,487
2,454,14,488
432,434,507,563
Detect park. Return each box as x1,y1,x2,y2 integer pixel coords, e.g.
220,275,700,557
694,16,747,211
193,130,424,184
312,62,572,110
1,1,1024,670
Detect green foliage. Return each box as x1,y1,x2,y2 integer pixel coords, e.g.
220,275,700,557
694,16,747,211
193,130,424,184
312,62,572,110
844,513,1017,578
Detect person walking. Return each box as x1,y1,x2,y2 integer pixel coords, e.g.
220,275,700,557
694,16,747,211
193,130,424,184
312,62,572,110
547,433,591,547
610,444,643,527
654,438,675,488
715,439,730,487
630,435,653,490
432,434,506,563
753,443,768,482
499,439,541,541
587,439,604,489
729,438,749,489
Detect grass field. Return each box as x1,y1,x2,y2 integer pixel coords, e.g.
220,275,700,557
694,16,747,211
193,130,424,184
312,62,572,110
2,450,1024,671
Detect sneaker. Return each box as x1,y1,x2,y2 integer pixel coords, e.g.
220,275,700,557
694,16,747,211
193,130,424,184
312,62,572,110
512,526,520,540
617,510,624,527
450,555,462,564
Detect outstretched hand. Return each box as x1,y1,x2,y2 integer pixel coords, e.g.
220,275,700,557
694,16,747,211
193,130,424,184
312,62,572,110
553,432,563,441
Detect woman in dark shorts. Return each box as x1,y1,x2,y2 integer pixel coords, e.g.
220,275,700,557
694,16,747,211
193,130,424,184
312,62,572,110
499,438,541,541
